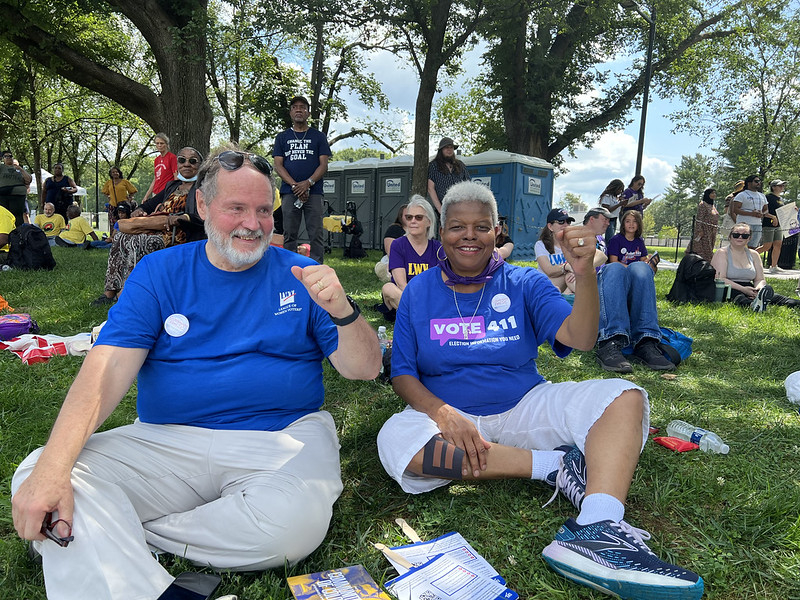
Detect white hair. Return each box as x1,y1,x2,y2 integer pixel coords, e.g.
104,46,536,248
441,181,498,227
406,194,438,239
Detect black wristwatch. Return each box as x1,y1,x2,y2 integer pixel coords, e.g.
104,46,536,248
329,295,360,326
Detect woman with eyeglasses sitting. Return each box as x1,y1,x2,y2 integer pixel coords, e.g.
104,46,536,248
711,222,799,312
381,195,442,314
92,147,206,306
536,208,578,293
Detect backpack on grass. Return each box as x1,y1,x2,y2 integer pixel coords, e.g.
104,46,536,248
0,314,39,340
666,253,715,304
8,224,56,270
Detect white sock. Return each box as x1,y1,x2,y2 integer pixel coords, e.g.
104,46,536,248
576,492,625,525
531,450,564,481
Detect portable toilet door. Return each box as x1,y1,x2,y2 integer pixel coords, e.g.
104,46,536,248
374,155,413,248
462,150,555,261
343,158,379,249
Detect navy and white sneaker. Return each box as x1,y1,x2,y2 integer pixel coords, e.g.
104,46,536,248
542,518,704,600
750,285,774,312
543,446,586,510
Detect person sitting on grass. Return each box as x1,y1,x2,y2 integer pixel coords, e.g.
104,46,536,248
495,215,514,259
376,181,703,600
33,202,66,245
11,147,381,600
92,147,205,306
375,203,407,284
380,195,441,315
55,205,109,249
594,209,674,373
0,204,15,264
711,222,799,312
535,208,577,293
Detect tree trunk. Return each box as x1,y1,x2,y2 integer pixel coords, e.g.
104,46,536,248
0,0,213,154
412,65,440,196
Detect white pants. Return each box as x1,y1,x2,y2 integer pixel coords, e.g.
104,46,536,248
12,412,343,600
377,379,648,494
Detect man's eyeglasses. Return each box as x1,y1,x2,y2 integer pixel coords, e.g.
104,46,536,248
177,156,200,165
404,214,426,221
731,232,751,239
41,512,74,547
2,154,12,159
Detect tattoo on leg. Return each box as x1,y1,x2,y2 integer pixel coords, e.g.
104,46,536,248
422,436,464,479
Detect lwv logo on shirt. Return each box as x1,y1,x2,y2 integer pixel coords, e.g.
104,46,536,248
279,290,296,308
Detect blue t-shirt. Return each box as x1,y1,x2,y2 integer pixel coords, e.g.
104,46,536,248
96,242,339,430
607,234,647,265
273,128,332,196
392,263,573,416
388,236,442,284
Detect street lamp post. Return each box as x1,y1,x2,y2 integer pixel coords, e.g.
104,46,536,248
621,1,656,177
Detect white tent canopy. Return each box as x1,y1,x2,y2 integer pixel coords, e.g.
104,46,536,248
28,169,88,196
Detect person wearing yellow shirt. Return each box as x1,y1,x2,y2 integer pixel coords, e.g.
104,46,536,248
34,202,67,245
56,206,109,248
0,204,15,261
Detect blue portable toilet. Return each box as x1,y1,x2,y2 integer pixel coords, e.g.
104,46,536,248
462,150,555,260
374,155,414,248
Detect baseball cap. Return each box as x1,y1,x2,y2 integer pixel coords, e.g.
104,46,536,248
546,208,575,223
770,179,787,188
584,206,613,222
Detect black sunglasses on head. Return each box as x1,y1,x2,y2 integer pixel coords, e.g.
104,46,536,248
177,156,200,165
731,232,750,239
217,150,272,175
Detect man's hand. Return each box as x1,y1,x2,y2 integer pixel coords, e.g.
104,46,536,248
291,264,352,319
432,404,491,478
291,180,311,200
12,466,74,544
557,225,597,276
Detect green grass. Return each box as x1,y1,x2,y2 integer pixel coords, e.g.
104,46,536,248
2,246,800,599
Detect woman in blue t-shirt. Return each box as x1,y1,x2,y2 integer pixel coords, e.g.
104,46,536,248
376,181,703,600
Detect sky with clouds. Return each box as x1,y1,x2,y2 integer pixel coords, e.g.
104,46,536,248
327,43,712,206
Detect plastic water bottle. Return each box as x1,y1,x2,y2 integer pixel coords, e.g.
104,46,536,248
666,420,729,454
377,326,390,376
377,326,390,355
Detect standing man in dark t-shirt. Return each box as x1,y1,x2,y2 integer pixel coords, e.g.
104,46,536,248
273,96,332,264
426,137,470,214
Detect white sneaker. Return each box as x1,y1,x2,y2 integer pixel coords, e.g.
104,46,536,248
768,266,779,273
215,596,238,600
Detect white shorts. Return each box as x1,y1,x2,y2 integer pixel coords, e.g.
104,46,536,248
377,378,648,494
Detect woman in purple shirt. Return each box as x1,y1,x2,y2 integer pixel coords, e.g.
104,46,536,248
382,195,442,311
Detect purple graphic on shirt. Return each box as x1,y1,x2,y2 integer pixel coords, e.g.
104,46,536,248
430,317,486,345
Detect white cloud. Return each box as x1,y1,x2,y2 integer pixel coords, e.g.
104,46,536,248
553,129,675,204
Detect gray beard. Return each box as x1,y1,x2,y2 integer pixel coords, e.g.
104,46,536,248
205,217,273,270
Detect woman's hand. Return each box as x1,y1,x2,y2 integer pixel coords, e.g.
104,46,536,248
557,225,597,276
432,404,490,478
